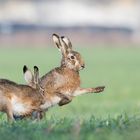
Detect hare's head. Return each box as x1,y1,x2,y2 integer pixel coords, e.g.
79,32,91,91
23,65,41,90
52,34,85,71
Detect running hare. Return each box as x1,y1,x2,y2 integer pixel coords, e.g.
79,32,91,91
35,34,105,110
0,66,44,122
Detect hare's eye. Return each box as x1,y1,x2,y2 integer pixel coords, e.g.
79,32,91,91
70,55,75,60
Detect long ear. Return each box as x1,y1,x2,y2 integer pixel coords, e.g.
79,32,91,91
52,33,61,51
33,66,39,85
61,36,72,52
23,65,33,85
52,33,67,56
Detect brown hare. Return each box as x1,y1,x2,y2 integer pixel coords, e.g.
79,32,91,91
24,34,105,118
0,66,44,122
39,34,105,109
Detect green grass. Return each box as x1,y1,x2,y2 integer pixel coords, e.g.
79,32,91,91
0,46,140,140
0,114,140,140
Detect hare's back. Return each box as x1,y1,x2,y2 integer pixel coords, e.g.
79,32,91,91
41,67,80,93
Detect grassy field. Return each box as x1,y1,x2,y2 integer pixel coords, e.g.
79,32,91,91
0,46,140,140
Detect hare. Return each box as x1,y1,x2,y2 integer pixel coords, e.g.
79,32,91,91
39,34,105,109
0,66,45,122
26,34,105,115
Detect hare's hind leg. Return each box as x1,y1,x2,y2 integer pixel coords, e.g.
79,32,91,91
0,99,14,122
58,97,72,106
6,104,14,122
56,92,72,106
39,111,46,120
32,110,46,121
7,111,14,122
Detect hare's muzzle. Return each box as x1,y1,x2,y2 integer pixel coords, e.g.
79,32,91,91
80,64,85,70
81,64,85,68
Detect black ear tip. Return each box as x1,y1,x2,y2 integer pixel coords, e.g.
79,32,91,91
34,66,39,71
52,33,56,36
52,33,59,38
61,36,65,39
23,65,28,73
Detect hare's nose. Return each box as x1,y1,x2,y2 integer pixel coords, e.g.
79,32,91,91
81,64,85,69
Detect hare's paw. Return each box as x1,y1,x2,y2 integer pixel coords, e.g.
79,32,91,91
94,86,105,93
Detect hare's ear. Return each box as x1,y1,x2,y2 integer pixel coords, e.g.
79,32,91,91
23,65,33,85
33,66,39,84
52,34,61,51
61,36,72,52
52,33,67,56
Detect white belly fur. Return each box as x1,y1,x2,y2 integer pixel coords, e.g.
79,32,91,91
11,96,31,115
40,96,61,110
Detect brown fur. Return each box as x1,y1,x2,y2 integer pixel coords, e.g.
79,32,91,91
0,66,45,122
41,67,80,95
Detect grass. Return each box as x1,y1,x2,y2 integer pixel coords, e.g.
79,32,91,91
0,46,140,140
0,114,140,140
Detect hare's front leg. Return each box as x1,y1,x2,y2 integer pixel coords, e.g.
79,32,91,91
73,86,105,97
